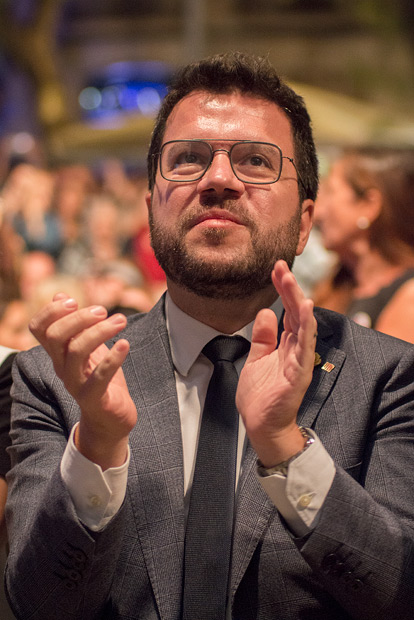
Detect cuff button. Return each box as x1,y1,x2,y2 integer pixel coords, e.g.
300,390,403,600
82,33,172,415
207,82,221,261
297,493,313,509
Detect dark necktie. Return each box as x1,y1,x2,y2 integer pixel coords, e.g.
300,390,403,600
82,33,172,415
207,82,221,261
182,335,250,620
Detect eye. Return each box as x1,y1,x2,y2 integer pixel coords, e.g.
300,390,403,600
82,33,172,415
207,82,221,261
246,155,269,168
164,142,210,176
174,151,204,167
236,151,273,172
232,144,279,171
230,143,281,182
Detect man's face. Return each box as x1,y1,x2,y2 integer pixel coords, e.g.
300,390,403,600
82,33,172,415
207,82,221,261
146,91,313,299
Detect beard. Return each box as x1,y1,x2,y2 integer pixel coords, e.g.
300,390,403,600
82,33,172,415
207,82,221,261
149,201,301,300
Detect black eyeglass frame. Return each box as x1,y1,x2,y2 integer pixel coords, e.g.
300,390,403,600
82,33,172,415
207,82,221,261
153,139,305,188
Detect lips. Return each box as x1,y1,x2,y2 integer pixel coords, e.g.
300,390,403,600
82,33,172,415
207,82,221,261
190,209,244,228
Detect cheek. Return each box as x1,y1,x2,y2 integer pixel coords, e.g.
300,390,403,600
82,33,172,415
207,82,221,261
151,182,193,220
257,185,298,219
323,209,360,249
325,200,351,228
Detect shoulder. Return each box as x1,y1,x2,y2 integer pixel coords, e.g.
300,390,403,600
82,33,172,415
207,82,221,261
375,278,414,343
313,308,414,409
314,306,414,359
13,345,56,389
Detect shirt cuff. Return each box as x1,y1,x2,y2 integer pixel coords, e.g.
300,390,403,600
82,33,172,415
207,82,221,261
60,423,130,531
257,430,335,537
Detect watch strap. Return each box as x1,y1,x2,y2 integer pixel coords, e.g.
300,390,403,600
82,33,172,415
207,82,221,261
257,427,315,477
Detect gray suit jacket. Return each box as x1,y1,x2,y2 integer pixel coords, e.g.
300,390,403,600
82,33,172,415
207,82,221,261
5,297,414,619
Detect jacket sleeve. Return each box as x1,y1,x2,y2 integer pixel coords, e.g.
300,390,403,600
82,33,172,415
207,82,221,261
299,338,414,620
5,347,128,620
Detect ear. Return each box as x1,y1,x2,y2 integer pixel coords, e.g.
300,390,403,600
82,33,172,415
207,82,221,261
296,199,314,256
360,187,382,223
145,191,152,212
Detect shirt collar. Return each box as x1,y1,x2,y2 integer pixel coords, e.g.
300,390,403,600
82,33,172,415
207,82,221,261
166,291,284,377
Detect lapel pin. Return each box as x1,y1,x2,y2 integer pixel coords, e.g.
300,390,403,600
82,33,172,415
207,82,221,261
322,361,335,373
314,352,322,366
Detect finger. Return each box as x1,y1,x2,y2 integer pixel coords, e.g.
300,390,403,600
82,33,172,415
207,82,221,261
41,304,109,365
65,313,128,380
247,308,278,363
272,261,305,334
272,261,300,310
29,295,79,344
296,298,317,368
53,292,70,302
78,339,130,405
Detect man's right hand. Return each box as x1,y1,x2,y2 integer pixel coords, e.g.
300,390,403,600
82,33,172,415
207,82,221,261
29,293,136,470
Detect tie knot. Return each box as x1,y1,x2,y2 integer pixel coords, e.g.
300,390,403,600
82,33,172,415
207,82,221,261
202,335,250,365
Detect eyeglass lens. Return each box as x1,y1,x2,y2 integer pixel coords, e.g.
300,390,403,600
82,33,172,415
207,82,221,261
160,141,282,183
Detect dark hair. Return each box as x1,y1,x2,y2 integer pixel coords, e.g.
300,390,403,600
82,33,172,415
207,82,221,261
147,51,318,201
341,147,414,264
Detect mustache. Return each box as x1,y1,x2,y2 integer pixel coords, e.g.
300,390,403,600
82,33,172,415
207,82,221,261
180,198,255,231
199,194,238,209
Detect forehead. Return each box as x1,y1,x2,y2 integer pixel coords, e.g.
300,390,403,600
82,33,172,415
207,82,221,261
163,91,294,150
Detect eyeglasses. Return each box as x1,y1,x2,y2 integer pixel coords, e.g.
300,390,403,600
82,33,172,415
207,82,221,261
156,139,302,186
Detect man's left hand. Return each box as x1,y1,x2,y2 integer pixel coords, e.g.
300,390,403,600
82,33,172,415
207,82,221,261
236,260,317,467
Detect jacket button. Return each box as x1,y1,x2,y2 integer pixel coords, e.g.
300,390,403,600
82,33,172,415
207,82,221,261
63,579,78,591
321,553,339,573
330,561,345,577
341,571,354,584
350,578,363,591
65,568,82,583
64,547,87,570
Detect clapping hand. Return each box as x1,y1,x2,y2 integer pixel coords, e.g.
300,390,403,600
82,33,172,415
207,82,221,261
236,260,317,467
30,294,137,470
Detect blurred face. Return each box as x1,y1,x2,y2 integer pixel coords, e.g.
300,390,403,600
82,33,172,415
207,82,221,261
19,252,56,302
315,160,367,255
0,300,36,350
146,91,313,299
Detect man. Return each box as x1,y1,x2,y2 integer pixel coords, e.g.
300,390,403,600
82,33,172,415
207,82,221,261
6,52,414,619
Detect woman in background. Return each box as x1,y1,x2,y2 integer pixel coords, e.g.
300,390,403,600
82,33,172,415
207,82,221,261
313,147,414,343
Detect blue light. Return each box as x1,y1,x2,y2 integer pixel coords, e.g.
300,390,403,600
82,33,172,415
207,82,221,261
79,61,172,121
136,87,162,116
118,85,139,111
101,85,121,110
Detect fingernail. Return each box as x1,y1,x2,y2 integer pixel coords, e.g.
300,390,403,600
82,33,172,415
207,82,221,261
90,305,107,316
63,298,77,309
109,313,126,325
54,292,68,301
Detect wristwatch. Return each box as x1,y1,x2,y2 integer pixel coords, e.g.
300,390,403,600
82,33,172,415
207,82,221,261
257,427,315,477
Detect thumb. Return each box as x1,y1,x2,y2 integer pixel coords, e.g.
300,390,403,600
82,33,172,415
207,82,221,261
247,308,278,363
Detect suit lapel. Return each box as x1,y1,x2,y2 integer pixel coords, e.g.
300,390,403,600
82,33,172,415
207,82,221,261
122,298,185,620
231,443,277,596
298,339,346,428
231,309,347,594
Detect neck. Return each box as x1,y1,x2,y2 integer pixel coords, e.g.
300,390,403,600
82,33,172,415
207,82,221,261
167,280,277,333
345,249,406,297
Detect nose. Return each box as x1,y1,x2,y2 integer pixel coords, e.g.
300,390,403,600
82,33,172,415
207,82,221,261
196,150,245,195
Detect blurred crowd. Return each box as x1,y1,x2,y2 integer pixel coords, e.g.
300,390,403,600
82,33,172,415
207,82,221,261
2,144,414,354
0,159,167,351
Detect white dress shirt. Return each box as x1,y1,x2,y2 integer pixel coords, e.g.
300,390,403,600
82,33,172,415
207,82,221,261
61,293,335,537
